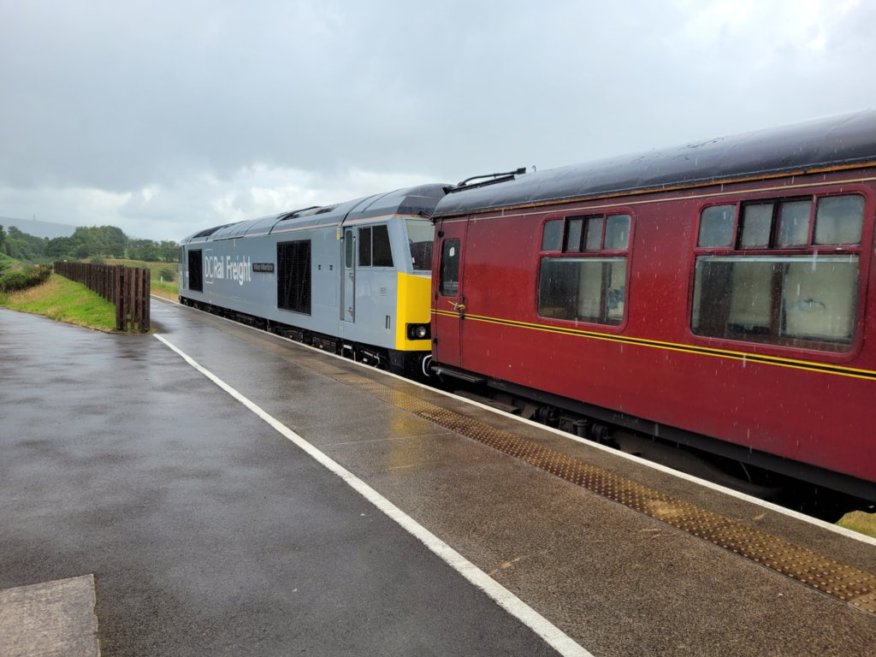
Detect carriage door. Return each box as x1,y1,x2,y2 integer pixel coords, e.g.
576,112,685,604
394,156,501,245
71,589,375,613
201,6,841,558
432,219,468,367
342,228,356,322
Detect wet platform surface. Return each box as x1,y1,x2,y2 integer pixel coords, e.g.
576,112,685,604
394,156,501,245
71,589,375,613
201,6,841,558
0,575,99,657
1,301,875,656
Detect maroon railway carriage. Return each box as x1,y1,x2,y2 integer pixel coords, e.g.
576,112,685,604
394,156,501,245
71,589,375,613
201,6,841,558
429,111,876,504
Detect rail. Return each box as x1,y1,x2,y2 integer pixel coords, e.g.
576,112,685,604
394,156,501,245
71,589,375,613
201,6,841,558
54,261,150,333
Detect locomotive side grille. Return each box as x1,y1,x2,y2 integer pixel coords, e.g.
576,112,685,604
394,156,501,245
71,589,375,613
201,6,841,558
305,359,876,616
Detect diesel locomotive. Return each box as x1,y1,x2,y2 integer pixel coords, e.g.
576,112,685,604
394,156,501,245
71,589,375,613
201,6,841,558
179,184,445,377
180,111,876,512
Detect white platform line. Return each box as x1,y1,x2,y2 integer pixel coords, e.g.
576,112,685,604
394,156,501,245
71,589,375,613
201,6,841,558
154,333,593,657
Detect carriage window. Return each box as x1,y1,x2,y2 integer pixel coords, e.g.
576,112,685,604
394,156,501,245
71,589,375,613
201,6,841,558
698,205,735,247
277,240,311,315
542,220,563,251
739,203,773,248
777,200,811,247
815,195,864,245
584,217,603,251
734,198,814,250
439,239,460,296
539,258,626,324
692,193,864,351
605,215,631,250
692,256,858,349
538,213,631,325
565,218,584,252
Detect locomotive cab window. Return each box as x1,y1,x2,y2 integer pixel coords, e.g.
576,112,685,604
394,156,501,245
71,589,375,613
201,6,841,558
358,225,393,268
358,227,372,266
692,194,865,351
538,214,631,325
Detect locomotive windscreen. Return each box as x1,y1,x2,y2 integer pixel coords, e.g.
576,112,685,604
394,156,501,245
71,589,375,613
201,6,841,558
406,219,434,271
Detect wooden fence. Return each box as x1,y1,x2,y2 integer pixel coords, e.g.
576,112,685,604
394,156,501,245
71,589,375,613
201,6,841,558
54,261,151,333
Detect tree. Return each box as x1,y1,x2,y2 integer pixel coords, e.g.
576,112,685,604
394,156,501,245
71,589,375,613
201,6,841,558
0,223,180,263
159,241,180,262
5,227,48,261
45,236,74,259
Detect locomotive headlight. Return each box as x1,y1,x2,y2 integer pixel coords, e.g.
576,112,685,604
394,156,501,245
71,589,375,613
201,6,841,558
407,323,431,340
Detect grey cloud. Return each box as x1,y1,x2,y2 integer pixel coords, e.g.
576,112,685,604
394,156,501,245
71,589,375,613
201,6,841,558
1,0,874,240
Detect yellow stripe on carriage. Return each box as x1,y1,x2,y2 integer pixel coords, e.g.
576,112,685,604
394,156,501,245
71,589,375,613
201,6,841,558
430,308,876,381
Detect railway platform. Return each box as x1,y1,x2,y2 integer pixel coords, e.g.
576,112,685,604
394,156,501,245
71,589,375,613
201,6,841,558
1,300,874,656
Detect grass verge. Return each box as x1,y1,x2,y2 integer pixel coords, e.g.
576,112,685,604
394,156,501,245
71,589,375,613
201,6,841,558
838,511,876,538
151,279,179,301
0,274,117,331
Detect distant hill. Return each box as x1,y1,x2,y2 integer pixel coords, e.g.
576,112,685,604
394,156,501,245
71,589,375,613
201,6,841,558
0,216,76,239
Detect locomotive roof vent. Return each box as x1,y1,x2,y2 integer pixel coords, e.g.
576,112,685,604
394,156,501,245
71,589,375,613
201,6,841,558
192,222,241,239
446,167,527,194
278,205,335,221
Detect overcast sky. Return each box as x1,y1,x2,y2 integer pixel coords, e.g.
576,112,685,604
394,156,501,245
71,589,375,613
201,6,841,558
1,0,874,241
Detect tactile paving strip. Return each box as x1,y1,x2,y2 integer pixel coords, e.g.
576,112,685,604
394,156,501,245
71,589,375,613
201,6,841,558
318,366,876,615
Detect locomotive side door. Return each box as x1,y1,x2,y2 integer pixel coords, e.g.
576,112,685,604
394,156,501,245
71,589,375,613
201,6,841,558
341,227,356,323
432,218,468,367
